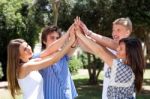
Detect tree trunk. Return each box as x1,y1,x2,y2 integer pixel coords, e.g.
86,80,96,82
51,0,60,26
87,53,103,85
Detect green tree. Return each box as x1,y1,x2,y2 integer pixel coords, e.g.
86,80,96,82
0,0,51,80
57,0,150,84
71,0,112,84
0,0,24,80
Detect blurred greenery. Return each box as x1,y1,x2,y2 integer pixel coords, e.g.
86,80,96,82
0,0,150,82
0,0,46,80
0,0,150,98
69,56,83,74
72,69,150,99
0,62,4,79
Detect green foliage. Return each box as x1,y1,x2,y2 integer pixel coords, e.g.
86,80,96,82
58,0,113,36
0,0,51,80
110,0,150,60
58,0,150,63
0,0,149,80
72,0,113,36
0,0,23,80
58,0,150,41
0,62,4,79
58,0,76,30
79,53,88,69
69,56,83,74
79,52,103,69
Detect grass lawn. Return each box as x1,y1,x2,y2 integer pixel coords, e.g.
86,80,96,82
72,69,150,99
0,69,150,99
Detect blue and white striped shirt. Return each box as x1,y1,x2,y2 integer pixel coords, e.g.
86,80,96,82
33,53,78,99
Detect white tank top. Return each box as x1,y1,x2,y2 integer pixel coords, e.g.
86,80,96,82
18,71,44,99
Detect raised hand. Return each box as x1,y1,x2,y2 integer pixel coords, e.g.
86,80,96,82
68,24,76,43
66,23,75,35
78,19,92,36
74,17,81,32
74,16,80,27
74,17,84,36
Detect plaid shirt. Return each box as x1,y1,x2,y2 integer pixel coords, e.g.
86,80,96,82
105,59,135,99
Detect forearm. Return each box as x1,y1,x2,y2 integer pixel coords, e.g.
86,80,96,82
77,32,116,67
78,38,94,54
77,33,100,55
28,40,73,71
88,31,118,50
67,47,76,57
67,40,77,57
40,33,69,58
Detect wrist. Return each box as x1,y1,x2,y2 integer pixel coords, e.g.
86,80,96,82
87,30,92,36
71,45,76,48
71,42,76,48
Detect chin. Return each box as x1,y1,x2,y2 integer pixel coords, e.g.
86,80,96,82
113,38,119,42
29,53,33,58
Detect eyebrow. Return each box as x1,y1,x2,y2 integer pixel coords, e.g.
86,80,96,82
24,44,28,51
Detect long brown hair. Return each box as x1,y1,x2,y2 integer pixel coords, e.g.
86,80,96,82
119,37,145,93
7,39,25,98
41,25,61,50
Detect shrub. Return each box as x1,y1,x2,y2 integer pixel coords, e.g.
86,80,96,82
69,56,83,74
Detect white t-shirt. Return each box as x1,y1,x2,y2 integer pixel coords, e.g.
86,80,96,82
102,49,116,99
18,71,44,99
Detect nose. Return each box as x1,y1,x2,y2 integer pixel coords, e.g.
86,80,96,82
112,30,118,36
116,45,120,51
27,46,32,54
112,30,116,36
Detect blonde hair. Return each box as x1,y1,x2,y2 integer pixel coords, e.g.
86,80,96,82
113,17,132,33
7,39,25,99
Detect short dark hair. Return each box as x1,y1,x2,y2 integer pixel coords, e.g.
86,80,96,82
41,25,61,50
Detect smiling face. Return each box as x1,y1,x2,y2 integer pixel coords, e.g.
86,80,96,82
112,18,132,42
112,24,130,42
19,42,33,61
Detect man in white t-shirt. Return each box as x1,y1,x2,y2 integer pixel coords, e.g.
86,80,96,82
79,17,133,99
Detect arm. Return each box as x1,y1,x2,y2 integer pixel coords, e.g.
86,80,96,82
76,30,116,67
77,38,94,54
69,16,93,54
21,32,76,74
40,25,74,58
67,40,77,57
40,32,69,58
66,24,78,57
88,31,118,51
79,20,118,50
